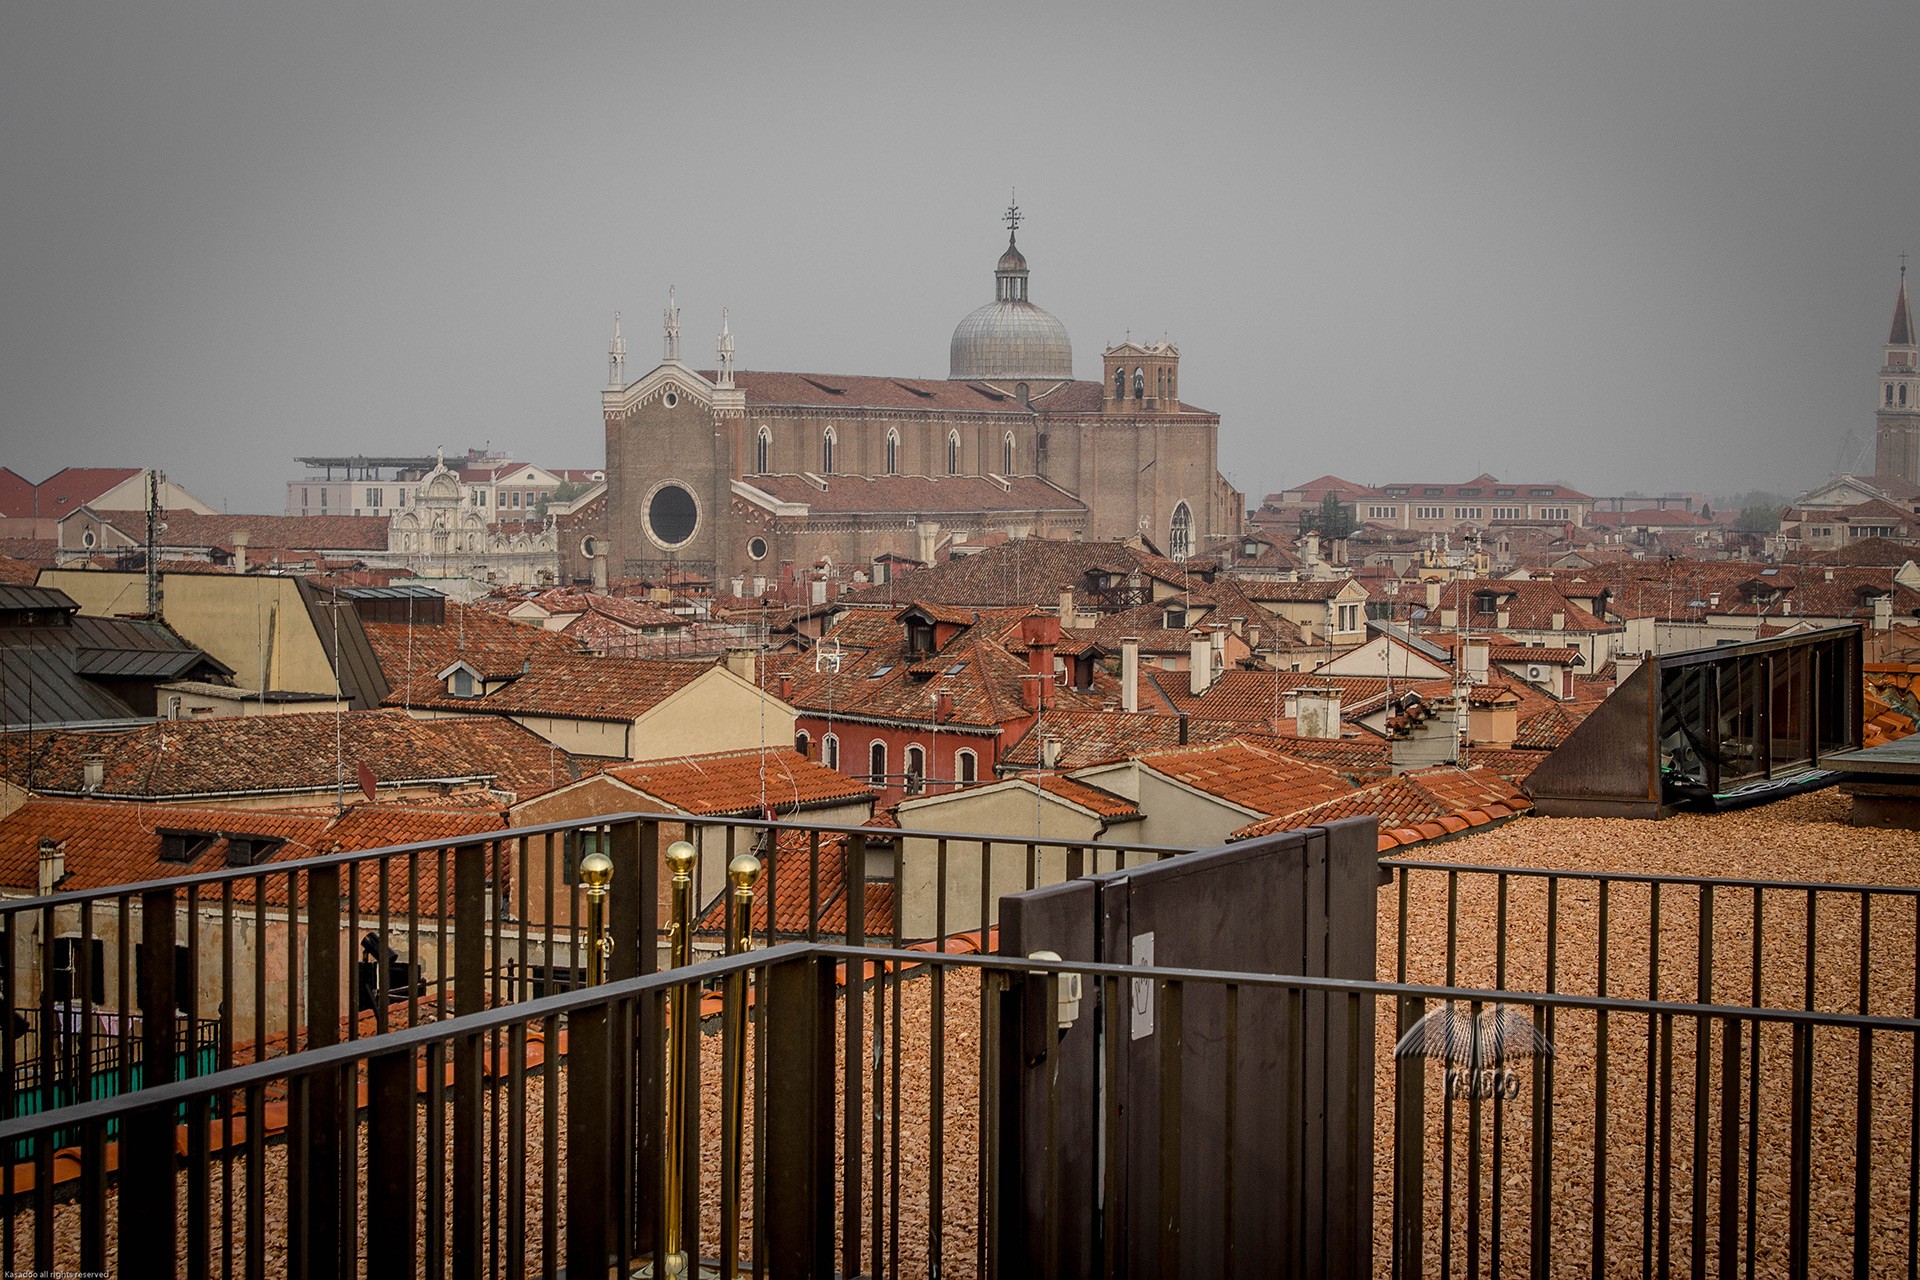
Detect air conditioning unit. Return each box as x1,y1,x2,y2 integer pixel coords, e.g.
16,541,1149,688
1527,665,1544,681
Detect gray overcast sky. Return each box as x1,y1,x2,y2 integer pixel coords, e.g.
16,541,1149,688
3,1,1914,513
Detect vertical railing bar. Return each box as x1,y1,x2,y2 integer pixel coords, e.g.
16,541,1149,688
808,828,822,944
889,891,904,1279
347,861,361,1042
426,1038,447,1280
246,1079,266,1280
1658,1011,1674,1280
407,850,421,1030
929,953,946,1280
1222,982,1238,1279
1692,885,1715,1280
543,1009,560,1280
1787,1023,1813,1280
1157,979,1183,1280
1490,878,1507,1280
507,1020,528,1280
1718,1015,1741,1280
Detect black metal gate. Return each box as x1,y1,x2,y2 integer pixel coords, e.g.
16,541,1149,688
995,818,1380,1278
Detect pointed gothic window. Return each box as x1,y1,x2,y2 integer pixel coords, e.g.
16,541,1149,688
1890,385,1898,407
1170,502,1193,560
822,428,836,475
886,430,898,475
1114,367,1126,399
1002,432,1015,475
756,427,771,473
947,431,960,476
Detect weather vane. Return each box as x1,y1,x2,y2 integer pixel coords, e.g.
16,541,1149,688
1004,189,1022,239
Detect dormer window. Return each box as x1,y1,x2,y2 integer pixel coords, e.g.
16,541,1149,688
906,618,934,657
225,836,284,868
451,669,474,697
1164,607,1187,629
158,829,218,864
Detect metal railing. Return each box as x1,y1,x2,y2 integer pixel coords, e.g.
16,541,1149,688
0,812,1197,1100
1,943,1915,1278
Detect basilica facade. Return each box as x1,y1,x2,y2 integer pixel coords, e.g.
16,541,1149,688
598,209,1243,583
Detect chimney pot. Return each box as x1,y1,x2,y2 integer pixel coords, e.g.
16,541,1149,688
1120,636,1141,714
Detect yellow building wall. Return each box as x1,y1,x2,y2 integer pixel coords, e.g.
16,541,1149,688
629,670,797,760
895,786,1109,940
41,571,340,696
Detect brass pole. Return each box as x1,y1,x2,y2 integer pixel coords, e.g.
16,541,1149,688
720,852,761,1279
578,848,614,987
662,840,697,1277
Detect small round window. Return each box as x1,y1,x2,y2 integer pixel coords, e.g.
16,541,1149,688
646,482,698,547
747,536,769,561
663,390,679,408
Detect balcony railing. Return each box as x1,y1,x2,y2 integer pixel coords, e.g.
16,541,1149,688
1,939,1916,1277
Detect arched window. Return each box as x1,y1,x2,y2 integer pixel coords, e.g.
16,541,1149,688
905,745,926,794
1891,385,1899,406
1002,432,1015,475
1133,367,1145,398
946,431,960,476
795,730,811,758
868,740,887,785
1168,370,1176,400
1015,382,1029,405
1114,367,1126,399
755,426,771,473
1157,368,1166,399
822,428,836,474
1904,385,1910,408
822,733,840,771
1170,501,1193,560
955,749,977,786
886,429,899,475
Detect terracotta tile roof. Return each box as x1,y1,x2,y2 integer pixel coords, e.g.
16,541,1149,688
1241,579,1360,603
397,651,713,722
1427,579,1613,632
1490,643,1582,666
740,473,1086,516
1461,747,1551,784
1375,474,1593,503
365,601,584,687
601,748,873,817
31,468,142,515
1130,739,1354,817
1186,671,1397,722
1030,774,1142,819
1513,701,1596,749
153,511,392,552
0,798,502,902
1792,537,1920,567
0,555,37,586
835,538,1200,611
731,371,1037,415
996,709,1266,770
0,468,36,520
1229,765,1530,847
0,709,576,801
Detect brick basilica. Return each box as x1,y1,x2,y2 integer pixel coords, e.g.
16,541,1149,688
597,203,1243,584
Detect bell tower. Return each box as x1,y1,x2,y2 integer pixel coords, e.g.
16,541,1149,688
1876,262,1920,483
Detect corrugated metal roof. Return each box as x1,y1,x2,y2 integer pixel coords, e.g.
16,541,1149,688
337,585,446,601
0,647,137,724
72,648,207,679
299,578,390,710
0,584,77,612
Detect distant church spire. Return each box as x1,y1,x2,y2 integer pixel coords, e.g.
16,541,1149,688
663,286,681,362
1876,259,1920,483
717,307,735,389
1892,259,1913,346
608,311,626,388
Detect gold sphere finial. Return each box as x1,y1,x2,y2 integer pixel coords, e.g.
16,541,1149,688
727,852,762,891
666,840,697,876
578,850,613,892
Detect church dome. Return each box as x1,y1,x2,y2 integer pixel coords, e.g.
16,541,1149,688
950,207,1072,381
950,299,1074,381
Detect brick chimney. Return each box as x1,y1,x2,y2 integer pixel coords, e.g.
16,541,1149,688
1020,615,1060,711
935,690,953,722
1120,636,1141,714
777,671,794,701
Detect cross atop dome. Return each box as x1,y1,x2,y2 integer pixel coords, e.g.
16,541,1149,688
1003,190,1022,243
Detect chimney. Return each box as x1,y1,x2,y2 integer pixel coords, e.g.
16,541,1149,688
751,575,766,596
1209,624,1227,668
1425,581,1443,610
777,672,794,701
935,690,953,722
1303,531,1320,564
231,529,249,575
1496,608,1511,629
810,574,827,606
1247,622,1262,651
731,575,745,596
37,838,65,895
1550,610,1565,632
1463,641,1490,683
1390,701,1460,774
1021,615,1060,711
1189,632,1214,696
1874,593,1894,631
723,647,756,685
1040,735,1061,769
1178,712,1190,745
1228,614,1246,638
1120,636,1141,714
1295,686,1343,739
1058,584,1076,625
916,520,939,566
